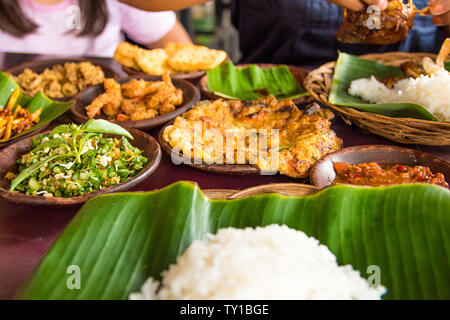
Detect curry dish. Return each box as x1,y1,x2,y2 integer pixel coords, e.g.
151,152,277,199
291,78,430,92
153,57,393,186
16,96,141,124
86,74,183,122
163,96,343,178
333,162,449,188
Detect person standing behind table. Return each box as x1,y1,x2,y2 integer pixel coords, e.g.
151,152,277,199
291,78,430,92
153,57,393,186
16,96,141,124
230,0,449,65
0,0,192,57
119,0,449,65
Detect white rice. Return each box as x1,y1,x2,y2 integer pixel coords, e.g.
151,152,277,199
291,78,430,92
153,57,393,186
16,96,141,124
129,225,386,300
348,69,450,122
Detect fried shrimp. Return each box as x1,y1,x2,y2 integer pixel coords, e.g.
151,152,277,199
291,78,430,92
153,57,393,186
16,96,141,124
85,74,183,121
86,79,123,119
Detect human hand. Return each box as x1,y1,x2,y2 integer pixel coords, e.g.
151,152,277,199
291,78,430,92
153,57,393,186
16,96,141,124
326,0,388,11
429,0,450,26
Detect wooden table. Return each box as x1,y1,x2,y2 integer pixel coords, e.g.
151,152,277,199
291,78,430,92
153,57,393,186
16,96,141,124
0,52,448,299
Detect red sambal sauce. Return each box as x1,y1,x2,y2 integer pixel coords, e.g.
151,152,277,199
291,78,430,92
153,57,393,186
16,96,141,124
332,162,449,188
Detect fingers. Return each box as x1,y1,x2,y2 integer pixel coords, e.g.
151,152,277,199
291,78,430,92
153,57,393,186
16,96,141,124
327,0,387,12
432,11,450,25
363,0,388,10
429,0,450,25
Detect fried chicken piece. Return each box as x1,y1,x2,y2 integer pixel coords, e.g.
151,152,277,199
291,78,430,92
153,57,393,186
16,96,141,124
121,78,165,98
335,0,417,45
86,79,122,119
120,98,147,115
78,62,105,86
64,63,79,85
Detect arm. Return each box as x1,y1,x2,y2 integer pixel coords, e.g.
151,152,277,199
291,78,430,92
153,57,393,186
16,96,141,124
429,0,450,26
145,19,192,48
326,0,387,11
118,0,210,11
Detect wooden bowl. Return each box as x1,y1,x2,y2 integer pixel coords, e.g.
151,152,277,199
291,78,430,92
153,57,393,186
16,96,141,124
0,128,161,206
6,58,120,102
158,121,260,175
122,66,205,84
204,183,319,199
310,145,450,188
199,64,313,105
69,75,200,130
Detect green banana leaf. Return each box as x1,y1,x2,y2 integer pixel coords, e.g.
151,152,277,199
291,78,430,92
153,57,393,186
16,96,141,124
328,52,450,121
206,61,309,101
17,182,449,300
0,71,74,142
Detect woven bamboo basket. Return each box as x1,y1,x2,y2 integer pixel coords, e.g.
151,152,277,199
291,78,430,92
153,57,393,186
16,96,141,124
303,52,450,146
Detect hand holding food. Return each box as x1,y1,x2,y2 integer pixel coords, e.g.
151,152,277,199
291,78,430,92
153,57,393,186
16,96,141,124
335,0,419,44
327,0,388,11
430,0,450,26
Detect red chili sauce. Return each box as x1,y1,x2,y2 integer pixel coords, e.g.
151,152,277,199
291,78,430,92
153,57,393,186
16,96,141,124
333,162,449,188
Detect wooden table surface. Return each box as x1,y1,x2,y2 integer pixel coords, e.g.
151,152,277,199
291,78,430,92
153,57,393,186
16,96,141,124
0,52,448,300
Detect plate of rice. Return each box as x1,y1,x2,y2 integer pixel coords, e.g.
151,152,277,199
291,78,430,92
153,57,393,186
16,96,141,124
130,225,386,300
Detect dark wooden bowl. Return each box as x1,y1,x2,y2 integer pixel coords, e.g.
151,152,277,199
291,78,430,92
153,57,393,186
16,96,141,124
6,58,120,102
0,128,161,206
122,66,206,83
0,123,50,149
310,145,450,188
204,183,319,199
199,64,313,105
158,121,260,175
69,75,200,130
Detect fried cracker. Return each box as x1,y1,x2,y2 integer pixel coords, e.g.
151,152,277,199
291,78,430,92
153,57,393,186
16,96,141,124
168,46,227,72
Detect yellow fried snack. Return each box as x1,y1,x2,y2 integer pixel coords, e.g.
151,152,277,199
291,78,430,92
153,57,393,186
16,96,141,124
114,42,142,70
163,42,195,57
136,48,169,76
167,46,227,72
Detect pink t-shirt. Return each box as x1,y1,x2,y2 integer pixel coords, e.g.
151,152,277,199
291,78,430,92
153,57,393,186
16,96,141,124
0,0,176,57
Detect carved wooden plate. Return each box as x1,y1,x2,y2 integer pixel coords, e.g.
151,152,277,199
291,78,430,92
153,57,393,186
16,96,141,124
0,128,161,206
69,75,200,130
204,183,319,199
158,120,260,175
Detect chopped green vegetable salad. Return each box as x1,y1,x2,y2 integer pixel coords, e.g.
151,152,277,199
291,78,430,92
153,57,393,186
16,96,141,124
7,120,148,198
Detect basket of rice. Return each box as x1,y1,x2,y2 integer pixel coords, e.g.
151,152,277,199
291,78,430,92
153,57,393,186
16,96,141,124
303,41,450,146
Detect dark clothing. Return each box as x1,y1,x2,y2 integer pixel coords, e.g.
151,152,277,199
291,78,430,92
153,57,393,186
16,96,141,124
231,0,448,65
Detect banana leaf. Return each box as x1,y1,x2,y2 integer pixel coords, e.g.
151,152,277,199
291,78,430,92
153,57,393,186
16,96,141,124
0,71,74,142
206,61,309,100
17,182,449,300
328,52,450,121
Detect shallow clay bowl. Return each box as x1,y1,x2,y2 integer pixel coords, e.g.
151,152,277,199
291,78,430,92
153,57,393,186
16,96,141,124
6,58,120,102
204,183,319,199
123,66,206,84
158,121,260,175
0,128,161,206
199,64,313,105
69,75,200,130
310,145,450,188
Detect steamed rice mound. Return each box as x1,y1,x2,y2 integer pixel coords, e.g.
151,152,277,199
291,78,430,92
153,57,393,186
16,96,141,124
130,225,386,300
348,70,450,121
